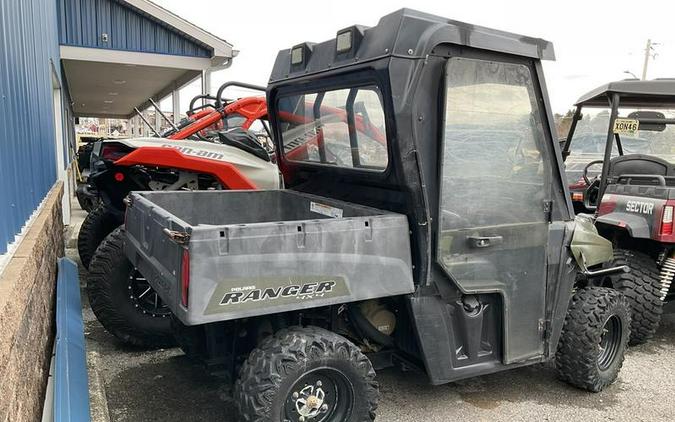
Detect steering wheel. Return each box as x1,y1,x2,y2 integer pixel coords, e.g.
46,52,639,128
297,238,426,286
582,159,604,185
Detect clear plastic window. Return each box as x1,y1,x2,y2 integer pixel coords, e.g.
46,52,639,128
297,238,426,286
440,58,549,230
278,85,388,170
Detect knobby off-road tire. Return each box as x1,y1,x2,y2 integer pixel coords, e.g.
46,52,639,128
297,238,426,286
77,205,120,269
87,227,175,348
75,188,97,213
556,287,630,392
609,249,663,345
234,326,379,422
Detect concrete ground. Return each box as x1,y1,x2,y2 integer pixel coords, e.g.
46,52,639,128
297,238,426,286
68,205,675,422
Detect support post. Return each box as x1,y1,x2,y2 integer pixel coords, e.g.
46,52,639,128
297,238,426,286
172,89,181,125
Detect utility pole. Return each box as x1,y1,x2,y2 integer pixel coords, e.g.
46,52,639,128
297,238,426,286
642,39,658,80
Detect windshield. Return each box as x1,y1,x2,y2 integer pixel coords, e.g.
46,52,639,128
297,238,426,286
565,107,675,180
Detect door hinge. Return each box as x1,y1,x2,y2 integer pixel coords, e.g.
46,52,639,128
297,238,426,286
543,200,553,222
538,318,551,339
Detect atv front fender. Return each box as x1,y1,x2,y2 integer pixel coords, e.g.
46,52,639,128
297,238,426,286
570,214,614,271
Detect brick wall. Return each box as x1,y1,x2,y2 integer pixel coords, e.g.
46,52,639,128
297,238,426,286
0,182,64,422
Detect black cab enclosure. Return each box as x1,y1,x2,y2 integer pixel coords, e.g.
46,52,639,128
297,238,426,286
266,8,575,383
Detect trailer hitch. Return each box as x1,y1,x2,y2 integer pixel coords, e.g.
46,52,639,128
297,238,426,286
583,265,630,278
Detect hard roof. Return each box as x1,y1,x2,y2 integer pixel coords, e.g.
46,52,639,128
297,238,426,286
270,8,554,83
575,79,675,107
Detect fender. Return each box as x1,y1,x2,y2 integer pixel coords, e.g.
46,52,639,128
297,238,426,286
114,147,257,190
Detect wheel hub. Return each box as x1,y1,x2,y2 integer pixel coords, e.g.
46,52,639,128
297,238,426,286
293,383,328,420
283,369,353,422
127,268,171,318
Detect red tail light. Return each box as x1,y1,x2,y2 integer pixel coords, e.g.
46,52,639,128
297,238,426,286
101,143,129,161
597,194,616,216
181,248,190,307
660,205,674,236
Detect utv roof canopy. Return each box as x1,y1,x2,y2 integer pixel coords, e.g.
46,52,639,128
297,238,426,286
575,79,675,108
270,8,555,82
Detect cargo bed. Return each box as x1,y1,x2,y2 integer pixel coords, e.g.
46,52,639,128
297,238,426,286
124,190,414,325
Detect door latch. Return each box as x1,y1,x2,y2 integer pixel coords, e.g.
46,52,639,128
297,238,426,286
467,235,503,248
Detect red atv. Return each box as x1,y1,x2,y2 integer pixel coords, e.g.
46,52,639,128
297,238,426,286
562,79,675,345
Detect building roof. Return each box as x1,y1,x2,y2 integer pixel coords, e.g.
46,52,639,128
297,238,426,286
575,79,675,107
121,0,233,61
58,0,235,118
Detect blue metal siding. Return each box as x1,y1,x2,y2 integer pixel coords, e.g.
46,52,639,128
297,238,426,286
0,0,65,254
58,0,211,57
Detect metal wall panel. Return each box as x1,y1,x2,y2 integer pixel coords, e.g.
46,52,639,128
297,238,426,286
58,0,211,57
0,0,66,254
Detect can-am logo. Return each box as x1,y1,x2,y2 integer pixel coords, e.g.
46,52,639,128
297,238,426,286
220,281,336,305
162,144,224,160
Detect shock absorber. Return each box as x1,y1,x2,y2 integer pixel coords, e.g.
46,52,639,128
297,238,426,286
659,252,675,301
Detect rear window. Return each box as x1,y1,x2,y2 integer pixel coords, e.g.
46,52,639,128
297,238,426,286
277,85,388,171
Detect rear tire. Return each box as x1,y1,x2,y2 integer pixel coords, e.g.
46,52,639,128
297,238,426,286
87,227,175,348
77,205,120,269
556,287,630,392
234,326,379,422
609,249,663,345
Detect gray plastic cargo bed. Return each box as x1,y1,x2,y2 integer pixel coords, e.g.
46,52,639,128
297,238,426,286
124,190,414,325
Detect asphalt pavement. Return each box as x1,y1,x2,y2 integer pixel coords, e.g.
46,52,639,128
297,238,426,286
67,205,675,422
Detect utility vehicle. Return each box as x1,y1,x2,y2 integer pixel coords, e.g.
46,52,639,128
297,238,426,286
562,79,675,344
122,10,630,420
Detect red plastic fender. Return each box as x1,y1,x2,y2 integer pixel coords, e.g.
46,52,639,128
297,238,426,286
114,147,258,190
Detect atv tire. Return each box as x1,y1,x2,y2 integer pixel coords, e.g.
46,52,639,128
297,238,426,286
234,326,379,422
609,249,663,345
556,287,630,392
75,188,97,213
78,205,120,269
87,227,175,348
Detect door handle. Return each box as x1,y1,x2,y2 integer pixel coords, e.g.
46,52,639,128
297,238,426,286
467,235,503,248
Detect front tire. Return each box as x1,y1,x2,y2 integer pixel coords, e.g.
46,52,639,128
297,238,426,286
556,287,630,392
87,227,175,348
77,205,120,269
609,249,663,345
234,326,379,422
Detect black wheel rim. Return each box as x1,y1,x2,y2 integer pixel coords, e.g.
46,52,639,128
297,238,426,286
282,367,354,422
127,269,171,317
598,315,622,370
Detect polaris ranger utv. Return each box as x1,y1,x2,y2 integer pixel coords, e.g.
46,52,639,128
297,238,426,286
123,9,630,421
561,80,675,345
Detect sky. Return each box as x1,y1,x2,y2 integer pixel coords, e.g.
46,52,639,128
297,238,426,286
153,0,675,114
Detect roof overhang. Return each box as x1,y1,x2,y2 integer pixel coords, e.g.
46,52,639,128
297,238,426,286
61,46,218,118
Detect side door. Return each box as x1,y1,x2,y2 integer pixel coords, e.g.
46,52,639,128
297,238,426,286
438,56,552,363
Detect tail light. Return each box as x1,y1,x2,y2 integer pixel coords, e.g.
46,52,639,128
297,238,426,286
181,248,190,307
597,194,616,216
100,143,129,161
660,204,674,236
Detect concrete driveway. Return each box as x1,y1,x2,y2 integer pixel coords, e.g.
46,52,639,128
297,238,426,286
68,207,675,422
